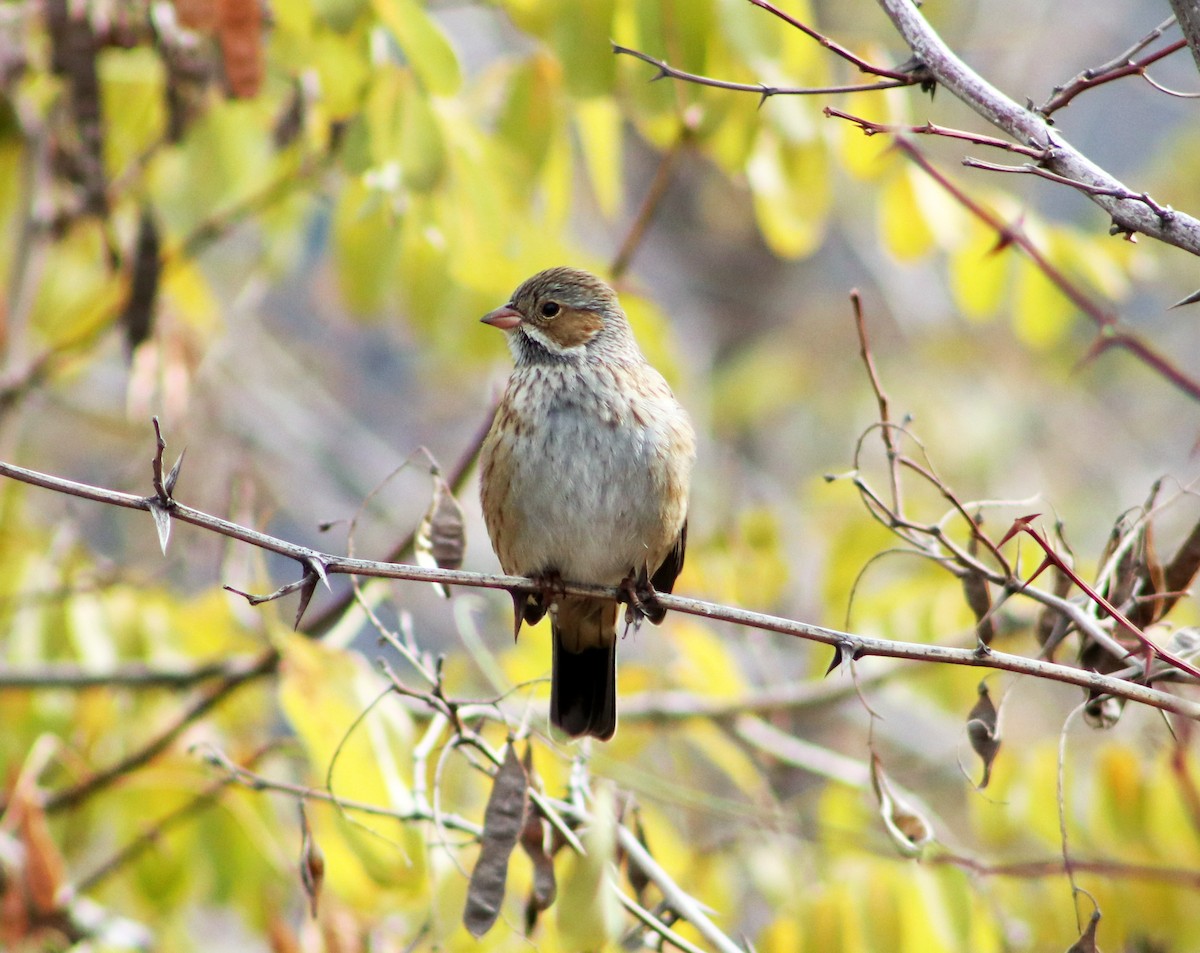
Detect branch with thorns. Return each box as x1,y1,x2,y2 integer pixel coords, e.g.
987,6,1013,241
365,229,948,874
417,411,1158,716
2,416,1199,724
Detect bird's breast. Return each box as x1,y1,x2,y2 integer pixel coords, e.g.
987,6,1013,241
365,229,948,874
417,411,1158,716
481,364,692,585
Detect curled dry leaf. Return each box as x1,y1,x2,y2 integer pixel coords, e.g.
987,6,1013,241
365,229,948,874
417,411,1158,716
215,0,263,98
519,745,555,934
625,807,651,903
464,745,528,938
869,754,933,858
966,681,1001,789
415,474,466,599
298,804,324,919
122,207,161,353
963,528,994,646
1066,908,1101,953
962,567,994,646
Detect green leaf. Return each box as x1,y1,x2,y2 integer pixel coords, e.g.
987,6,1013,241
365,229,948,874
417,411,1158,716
553,0,616,97
556,785,620,949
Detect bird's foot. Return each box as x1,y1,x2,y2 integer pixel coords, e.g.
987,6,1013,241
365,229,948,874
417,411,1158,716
508,570,565,641
619,567,666,631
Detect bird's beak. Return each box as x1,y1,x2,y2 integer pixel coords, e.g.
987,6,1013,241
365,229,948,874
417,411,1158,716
481,305,522,330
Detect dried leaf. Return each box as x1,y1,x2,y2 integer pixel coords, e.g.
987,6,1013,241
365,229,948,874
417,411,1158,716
298,804,324,919
7,775,65,916
464,745,528,937
518,745,554,931
415,475,466,598
215,0,263,97
1083,695,1123,730
869,754,932,857
966,682,1001,789
122,207,162,353
962,567,994,646
1066,908,1101,953
1100,512,1142,609
1158,516,1200,621
519,804,556,933
625,807,651,903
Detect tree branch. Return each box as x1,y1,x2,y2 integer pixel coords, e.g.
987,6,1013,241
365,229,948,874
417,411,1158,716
876,0,1200,256
3,457,1198,721
1168,0,1200,75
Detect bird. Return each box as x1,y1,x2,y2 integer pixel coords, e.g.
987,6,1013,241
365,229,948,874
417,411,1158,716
478,267,695,740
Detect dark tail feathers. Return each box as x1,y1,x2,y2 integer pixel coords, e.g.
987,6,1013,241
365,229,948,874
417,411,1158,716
550,628,616,740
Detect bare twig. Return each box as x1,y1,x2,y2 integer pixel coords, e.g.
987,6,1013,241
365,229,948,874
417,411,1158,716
745,0,917,80
1039,31,1187,115
75,742,277,893
824,107,1048,159
930,852,1200,889
613,43,911,103
40,649,279,814
611,123,694,281
0,658,262,689
960,157,1172,216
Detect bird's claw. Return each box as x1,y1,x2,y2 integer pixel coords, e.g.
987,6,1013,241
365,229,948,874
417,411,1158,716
619,568,665,630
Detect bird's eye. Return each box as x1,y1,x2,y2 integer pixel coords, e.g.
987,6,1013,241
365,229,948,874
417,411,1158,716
540,301,560,318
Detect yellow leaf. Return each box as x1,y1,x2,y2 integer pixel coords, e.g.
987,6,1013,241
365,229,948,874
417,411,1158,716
880,169,935,261
313,0,369,31
746,130,829,259
332,177,402,314
948,221,1012,321
372,0,462,96
497,53,564,187
278,635,426,890
1012,255,1074,348
99,47,166,177
574,96,623,217
311,26,372,120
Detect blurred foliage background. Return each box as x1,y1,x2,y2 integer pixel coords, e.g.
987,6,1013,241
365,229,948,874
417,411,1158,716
2,0,1200,949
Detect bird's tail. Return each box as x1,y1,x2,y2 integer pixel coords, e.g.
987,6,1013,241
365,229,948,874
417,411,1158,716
550,598,617,740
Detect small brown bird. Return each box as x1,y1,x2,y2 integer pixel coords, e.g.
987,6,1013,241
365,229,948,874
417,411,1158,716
479,267,695,740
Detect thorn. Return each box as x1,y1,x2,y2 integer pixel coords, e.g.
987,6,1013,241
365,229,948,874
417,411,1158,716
1169,288,1200,309
294,575,317,630
149,500,171,554
165,448,186,496
997,513,1040,548
307,556,330,592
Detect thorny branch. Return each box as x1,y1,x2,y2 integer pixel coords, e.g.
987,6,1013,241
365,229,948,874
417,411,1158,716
1,451,1198,721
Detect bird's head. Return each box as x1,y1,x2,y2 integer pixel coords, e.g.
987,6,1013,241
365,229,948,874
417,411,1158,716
482,267,637,364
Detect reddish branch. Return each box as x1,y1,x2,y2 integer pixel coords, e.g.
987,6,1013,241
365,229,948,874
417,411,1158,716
882,135,1200,402
1039,34,1187,115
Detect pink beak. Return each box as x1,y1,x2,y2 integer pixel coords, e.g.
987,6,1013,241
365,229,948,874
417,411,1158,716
481,305,522,330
